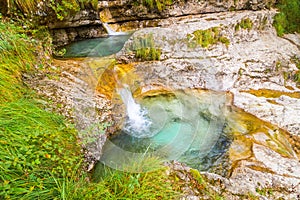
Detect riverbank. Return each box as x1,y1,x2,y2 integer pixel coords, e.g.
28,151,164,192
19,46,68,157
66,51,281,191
0,19,183,200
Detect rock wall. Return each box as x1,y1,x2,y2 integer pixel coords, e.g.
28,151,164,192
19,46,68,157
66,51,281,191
50,0,276,47
114,10,300,198
30,6,300,198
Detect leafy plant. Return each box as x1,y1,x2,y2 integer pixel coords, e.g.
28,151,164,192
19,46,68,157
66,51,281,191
3,0,99,21
49,0,80,20
273,0,300,36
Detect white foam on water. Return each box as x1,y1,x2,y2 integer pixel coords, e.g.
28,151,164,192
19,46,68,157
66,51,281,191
102,23,128,36
118,86,152,138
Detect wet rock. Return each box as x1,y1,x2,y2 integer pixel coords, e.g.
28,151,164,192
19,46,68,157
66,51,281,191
50,0,276,47
115,9,300,198
118,10,300,137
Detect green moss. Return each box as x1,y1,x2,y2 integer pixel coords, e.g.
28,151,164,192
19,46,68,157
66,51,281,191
187,27,230,48
256,187,274,196
188,168,224,199
219,36,230,47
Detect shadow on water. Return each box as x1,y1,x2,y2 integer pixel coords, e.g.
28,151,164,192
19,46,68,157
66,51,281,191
55,34,132,58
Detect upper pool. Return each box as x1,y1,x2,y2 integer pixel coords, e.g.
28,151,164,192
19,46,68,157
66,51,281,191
55,34,131,58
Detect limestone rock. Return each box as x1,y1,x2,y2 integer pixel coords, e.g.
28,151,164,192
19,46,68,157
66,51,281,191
114,10,300,198
118,10,300,137
50,0,276,47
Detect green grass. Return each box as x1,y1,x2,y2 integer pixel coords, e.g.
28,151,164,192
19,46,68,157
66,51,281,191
132,34,161,61
273,0,300,36
0,20,181,199
187,27,230,48
235,18,253,31
140,0,173,11
68,159,180,199
0,99,81,199
0,22,35,103
0,20,82,199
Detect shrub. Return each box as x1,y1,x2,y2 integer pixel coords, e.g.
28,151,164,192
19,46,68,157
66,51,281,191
273,0,300,36
3,0,99,21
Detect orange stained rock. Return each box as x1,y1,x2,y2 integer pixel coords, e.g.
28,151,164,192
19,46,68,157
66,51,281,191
96,63,136,99
241,88,300,99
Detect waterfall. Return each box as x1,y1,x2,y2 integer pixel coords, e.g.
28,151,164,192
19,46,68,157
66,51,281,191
102,23,127,36
118,86,152,138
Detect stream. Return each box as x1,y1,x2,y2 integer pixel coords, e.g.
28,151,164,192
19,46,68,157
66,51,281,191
98,88,232,174
58,27,294,183
61,34,232,174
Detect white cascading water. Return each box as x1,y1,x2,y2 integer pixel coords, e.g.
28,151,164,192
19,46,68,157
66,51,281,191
102,23,127,36
118,86,152,138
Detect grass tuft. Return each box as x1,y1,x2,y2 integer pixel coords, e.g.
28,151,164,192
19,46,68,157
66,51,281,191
132,34,161,61
235,18,253,31
141,0,173,11
187,27,230,48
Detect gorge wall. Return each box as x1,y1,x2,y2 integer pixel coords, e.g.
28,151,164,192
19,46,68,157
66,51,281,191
50,0,276,47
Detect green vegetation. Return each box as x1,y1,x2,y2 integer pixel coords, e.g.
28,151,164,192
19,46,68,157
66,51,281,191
0,20,81,199
276,57,300,87
2,0,98,21
0,20,181,199
0,19,82,200
189,169,224,199
235,18,253,31
0,100,82,199
291,57,300,86
256,187,273,196
187,27,230,48
72,159,180,199
140,0,173,11
132,34,161,61
273,0,300,36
